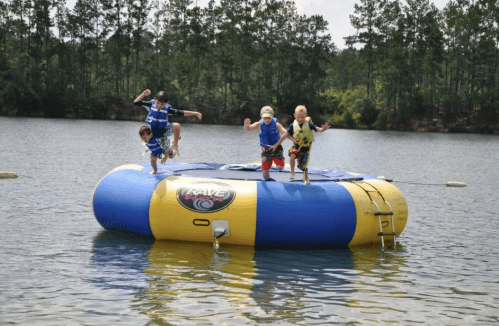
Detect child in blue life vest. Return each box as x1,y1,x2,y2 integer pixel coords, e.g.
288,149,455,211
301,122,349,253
270,105,329,185
134,89,202,157
244,106,294,180
139,125,174,174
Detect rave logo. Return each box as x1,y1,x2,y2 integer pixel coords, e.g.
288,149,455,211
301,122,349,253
176,181,236,213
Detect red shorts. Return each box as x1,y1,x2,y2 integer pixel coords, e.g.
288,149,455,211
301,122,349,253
262,157,285,170
261,145,285,171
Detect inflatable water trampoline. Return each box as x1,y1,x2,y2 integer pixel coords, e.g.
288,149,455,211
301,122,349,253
92,162,408,248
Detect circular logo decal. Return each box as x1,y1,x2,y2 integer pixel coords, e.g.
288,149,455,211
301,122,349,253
176,181,236,213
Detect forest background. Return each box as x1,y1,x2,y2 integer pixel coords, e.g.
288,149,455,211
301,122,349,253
1,0,498,133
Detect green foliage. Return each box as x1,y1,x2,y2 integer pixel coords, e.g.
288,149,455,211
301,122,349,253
320,85,377,128
0,0,497,133
355,97,378,125
6,0,336,123
372,108,391,130
42,94,68,118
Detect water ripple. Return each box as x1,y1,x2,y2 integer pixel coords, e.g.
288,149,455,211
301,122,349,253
1,119,499,325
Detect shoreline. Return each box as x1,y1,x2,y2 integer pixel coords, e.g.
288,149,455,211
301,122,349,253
1,106,498,135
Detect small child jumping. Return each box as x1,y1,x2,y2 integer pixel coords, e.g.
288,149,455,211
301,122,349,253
289,116,313,180
270,105,329,184
244,106,294,181
134,89,202,157
139,125,174,174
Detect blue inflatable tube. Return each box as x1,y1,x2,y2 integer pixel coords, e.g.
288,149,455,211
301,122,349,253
255,181,356,246
93,162,408,247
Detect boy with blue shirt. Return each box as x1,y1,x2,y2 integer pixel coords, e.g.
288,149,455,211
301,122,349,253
244,106,293,180
134,89,202,157
139,125,174,174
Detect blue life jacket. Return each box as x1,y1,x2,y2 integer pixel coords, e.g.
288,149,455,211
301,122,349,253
145,138,164,156
259,118,280,147
145,100,170,129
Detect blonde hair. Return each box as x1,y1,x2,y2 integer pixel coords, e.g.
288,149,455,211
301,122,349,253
295,105,307,114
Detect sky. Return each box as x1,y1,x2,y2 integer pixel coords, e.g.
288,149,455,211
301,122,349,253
64,0,450,49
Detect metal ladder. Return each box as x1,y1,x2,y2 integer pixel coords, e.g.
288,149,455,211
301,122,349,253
353,182,397,249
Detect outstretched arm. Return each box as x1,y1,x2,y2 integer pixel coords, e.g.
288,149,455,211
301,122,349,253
273,122,296,149
135,89,151,103
276,122,288,135
316,122,330,132
244,118,260,132
269,132,294,151
183,110,202,120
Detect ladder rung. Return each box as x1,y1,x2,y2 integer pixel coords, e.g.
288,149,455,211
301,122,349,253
378,232,396,236
375,212,393,216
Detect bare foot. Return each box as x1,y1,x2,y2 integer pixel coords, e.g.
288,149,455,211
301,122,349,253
302,173,310,185
171,141,179,157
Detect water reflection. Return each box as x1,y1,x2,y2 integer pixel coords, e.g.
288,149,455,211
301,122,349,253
91,231,409,324
91,231,154,292
248,248,355,322
348,245,408,307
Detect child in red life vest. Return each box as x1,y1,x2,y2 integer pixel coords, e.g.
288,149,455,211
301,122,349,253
244,106,294,180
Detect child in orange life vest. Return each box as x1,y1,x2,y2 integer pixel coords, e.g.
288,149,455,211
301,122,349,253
270,105,329,184
244,106,294,180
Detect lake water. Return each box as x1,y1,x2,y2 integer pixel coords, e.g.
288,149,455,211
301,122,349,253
1,117,498,325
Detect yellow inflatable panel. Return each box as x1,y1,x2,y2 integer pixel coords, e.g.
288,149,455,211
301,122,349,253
342,179,408,246
149,176,257,246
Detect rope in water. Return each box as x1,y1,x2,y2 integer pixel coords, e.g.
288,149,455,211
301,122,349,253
393,180,444,186
378,177,467,187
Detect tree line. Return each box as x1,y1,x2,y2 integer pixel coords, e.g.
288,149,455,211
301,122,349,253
1,0,498,133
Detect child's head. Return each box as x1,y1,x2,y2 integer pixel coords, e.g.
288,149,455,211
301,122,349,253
294,105,308,124
139,125,153,142
154,91,169,107
260,106,274,125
